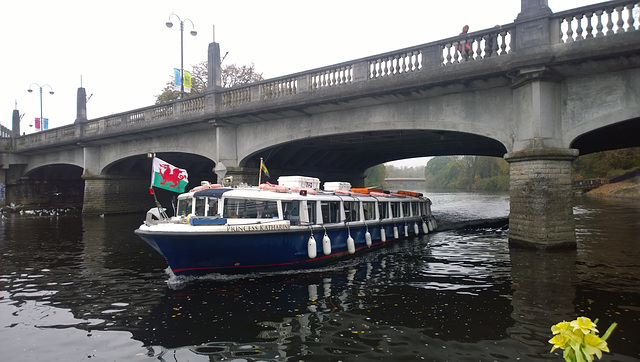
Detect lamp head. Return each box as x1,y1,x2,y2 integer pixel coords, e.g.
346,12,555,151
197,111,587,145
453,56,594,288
49,91,54,95
166,21,173,28
28,89,33,93
190,30,197,36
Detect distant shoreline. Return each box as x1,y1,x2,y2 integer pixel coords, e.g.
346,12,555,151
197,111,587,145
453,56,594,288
586,182,640,200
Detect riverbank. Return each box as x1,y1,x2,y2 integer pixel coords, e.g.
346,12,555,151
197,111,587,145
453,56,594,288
586,181,640,200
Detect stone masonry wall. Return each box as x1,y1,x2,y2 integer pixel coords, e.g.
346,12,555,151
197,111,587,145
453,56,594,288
506,149,578,249
83,177,151,215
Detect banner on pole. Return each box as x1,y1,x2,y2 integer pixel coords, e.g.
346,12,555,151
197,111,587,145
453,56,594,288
184,70,192,93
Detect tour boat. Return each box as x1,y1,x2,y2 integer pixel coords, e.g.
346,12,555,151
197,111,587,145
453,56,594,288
135,176,437,276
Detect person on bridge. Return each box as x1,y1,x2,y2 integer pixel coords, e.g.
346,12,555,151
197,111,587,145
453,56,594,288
458,25,471,60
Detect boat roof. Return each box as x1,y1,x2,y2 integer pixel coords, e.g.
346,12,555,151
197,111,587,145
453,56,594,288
193,187,232,198
186,186,427,202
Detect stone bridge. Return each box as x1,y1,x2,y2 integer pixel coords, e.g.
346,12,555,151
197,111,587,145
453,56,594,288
1,0,639,249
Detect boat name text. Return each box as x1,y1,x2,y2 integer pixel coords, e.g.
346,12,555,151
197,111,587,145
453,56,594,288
226,224,290,232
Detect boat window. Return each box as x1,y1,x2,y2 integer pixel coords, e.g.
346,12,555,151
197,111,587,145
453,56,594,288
363,201,376,220
411,202,420,217
177,198,193,216
378,201,389,219
306,201,317,224
195,197,207,216
321,201,341,224
401,202,410,217
223,198,277,218
391,202,401,218
207,197,219,217
282,200,300,225
344,201,360,222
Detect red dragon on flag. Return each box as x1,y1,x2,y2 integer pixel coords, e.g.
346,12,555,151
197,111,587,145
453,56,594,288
150,157,189,193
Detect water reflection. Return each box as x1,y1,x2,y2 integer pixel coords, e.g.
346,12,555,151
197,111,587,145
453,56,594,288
508,248,576,356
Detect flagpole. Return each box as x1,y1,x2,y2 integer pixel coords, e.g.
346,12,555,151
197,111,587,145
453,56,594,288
147,153,169,220
259,158,263,185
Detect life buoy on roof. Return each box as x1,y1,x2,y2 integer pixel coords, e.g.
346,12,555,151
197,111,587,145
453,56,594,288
290,186,318,194
370,191,389,197
334,189,353,195
259,182,289,192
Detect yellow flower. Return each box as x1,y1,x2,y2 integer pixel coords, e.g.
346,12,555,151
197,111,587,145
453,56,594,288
549,333,570,353
584,334,609,360
551,321,570,335
570,317,598,335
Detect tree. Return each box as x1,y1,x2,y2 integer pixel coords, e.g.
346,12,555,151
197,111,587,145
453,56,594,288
424,156,509,191
221,63,263,88
155,61,264,104
364,164,387,189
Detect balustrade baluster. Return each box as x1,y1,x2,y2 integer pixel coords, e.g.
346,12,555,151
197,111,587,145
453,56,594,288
586,12,594,38
453,42,460,63
566,16,575,42
626,4,635,31
615,6,625,33
595,10,604,37
576,14,584,40
606,8,615,35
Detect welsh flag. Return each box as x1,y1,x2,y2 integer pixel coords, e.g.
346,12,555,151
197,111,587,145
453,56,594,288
150,157,189,193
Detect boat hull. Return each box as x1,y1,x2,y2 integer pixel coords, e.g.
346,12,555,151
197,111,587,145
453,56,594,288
135,220,428,276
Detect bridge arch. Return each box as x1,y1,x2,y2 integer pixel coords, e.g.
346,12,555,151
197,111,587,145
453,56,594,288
238,128,507,181
18,163,84,208
569,117,640,155
24,149,84,175
94,132,219,176
562,66,640,153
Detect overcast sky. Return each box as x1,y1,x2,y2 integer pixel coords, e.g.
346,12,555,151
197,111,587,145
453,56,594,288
3,0,600,166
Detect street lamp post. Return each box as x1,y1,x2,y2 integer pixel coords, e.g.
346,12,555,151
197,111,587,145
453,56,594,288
166,13,197,99
27,83,54,131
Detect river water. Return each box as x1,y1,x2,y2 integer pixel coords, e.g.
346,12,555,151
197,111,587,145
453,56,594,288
1,192,639,361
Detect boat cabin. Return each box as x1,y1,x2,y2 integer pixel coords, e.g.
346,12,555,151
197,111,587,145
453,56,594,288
174,181,431,227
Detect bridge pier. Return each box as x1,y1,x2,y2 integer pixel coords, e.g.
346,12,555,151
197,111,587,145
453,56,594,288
504,148,578,249
223,166,259,187
82,175,150,215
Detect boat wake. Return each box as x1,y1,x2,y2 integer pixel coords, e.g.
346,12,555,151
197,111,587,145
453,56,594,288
164,260,363,290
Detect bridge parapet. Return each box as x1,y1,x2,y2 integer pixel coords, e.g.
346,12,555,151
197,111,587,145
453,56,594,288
15,95,207,150
554,1,638,42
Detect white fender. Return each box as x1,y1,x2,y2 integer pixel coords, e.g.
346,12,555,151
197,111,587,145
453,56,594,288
432,218,438,230
365,231,372,247
393,226,399,239
422,221,429,234
347,235,355,254
428,219,434,231
307,235,317,259
414,223,420,235
404,224,409,237
322,233,331,255
380,228,387,242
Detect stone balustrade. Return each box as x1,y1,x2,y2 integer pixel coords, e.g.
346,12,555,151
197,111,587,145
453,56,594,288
7,0,639,151
555,1,638,42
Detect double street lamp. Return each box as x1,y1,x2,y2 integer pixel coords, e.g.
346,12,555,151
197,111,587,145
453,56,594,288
166,13,197,99
27,83,54,131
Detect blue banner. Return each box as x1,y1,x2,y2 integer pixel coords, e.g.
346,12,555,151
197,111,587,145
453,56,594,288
173,68,181,87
